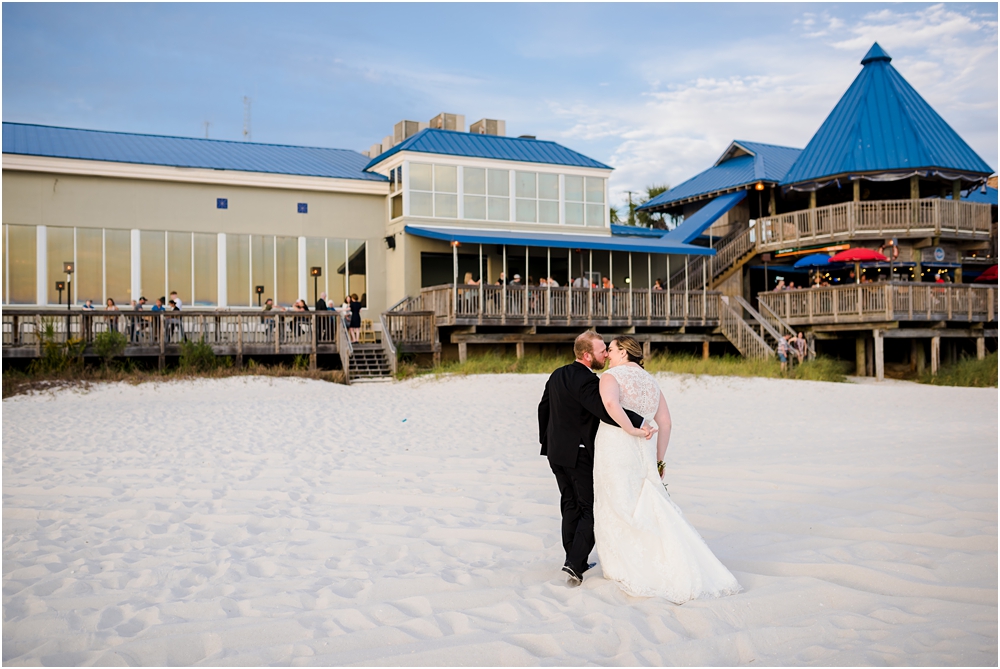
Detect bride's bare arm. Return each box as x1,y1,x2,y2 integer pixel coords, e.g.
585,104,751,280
599,374,648,438
653,391,673,468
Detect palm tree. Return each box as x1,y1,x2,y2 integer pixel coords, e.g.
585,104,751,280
636,184,671,229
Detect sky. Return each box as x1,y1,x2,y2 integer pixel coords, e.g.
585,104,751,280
3,3,997,209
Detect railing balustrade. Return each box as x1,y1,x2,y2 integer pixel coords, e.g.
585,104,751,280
757,283,997,325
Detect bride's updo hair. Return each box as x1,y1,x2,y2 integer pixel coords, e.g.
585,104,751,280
612,335,644,367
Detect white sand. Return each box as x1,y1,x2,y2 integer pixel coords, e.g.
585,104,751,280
3,373,996,666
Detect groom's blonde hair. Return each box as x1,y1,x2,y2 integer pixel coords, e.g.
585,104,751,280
574,330,603,360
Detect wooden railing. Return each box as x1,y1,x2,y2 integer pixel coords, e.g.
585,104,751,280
756,199,992,252
757,283,997,325
718,299,774,359
418,284,721,327
669,226,756,291
1,309,344,358
382,296,438,353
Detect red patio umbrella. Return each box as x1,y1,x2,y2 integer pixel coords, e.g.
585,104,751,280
828,248,888,284
974,265,998,283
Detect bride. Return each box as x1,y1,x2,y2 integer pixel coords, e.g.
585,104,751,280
593,335,741,603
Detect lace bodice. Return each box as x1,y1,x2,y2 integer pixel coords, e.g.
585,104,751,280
603,364,660,419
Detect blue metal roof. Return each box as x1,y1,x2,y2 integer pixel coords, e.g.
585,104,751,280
365,128,612,171
637,140,801,210
609,224,667,237
663,191,747,244
782,43,994,189
404,225,715,256
950,186,998,206
2,123,387,182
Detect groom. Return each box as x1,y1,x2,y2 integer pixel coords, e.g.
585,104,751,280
538,331,652,586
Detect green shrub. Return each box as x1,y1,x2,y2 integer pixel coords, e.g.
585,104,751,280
293,354,310,370
93,330,128,367
920,352,998,388
178,339,217,372
28,320,85,374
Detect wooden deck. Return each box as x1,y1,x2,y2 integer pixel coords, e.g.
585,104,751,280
756,198,992,253
757,283,997,326
2,309,355,371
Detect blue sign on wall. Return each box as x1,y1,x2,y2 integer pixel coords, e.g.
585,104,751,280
297,203,308,214
217,198,228,209
933,246,945,262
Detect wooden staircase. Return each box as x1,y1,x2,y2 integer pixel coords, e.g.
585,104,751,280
718,298,774,359
348,344,393,382
670,226,757,291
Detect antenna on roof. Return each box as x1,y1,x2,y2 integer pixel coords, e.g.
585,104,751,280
243,96,252,141
203,121,211,139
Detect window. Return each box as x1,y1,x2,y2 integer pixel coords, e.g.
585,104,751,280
47,226,74,305
276,236,298,306
75,227,103,305
104,229,132,306
565,176,605,226
227,234,251,307
515,171,559,224
192,233,217,306
4,224,36,304
408,163,458,218
251,234,274,305
141,231,166,303
346,239,367,305
167,231,192,307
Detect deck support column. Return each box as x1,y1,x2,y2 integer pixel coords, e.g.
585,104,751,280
930,336,941,375
911,338,925,373
976,336,985,360
458,341,467,363
159,314,166,371
310,314,317,371
515,341,524,359
873,329,884,382
865,336,874,377
236,314,243,368
855,335,866,376
642,340,651,360
702,340,710,360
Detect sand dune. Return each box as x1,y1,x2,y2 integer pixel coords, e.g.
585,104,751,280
3,373,996,665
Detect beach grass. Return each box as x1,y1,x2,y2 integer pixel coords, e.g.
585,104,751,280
398,351,850,383
918,352,998,388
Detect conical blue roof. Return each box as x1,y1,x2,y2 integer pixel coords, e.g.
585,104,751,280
782,43,993,189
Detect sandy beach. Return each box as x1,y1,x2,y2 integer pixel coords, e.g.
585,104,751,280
3,373,996,666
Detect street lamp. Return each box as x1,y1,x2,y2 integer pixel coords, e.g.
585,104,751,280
63,262,74,310
255,285,265,308
310,267,322,305
55,281,65,305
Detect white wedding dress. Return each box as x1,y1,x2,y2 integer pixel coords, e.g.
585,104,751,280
593,364,742,603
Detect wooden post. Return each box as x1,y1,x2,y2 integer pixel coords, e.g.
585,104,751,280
701,260,707,325
976,337,985,360
546,247,551,326
930,336,940,375
236,314,243,368
642,340,651,360
35,313,42,357
275,314,281,354
865,336,874,377
479,244,484,323
702,340,709,360
853,180,861,202
873,329,884,382
855,336,866,376
628,252,633,325
452,241,458,319
458,341,467,363
915,339,925,374
525,246,529,324
159,314,166,371
515,341,524,359
608,250,613,324
588,249,593,325
310,313,317,371
646,253,652,325
502,245,507,325
683,260,689,325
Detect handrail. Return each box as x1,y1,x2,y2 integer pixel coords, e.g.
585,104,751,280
754,298,796,337
718,299,774,359
733,295,786,343
750,296,817,359
378,312,398,375
335,314,353,383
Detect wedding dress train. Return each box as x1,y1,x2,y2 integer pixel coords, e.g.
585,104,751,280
593,364,742,603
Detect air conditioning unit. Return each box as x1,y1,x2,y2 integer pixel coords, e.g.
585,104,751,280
369,143,382,157
394,120,424,144
470,119,506,136
429,113,465,132
381,135,393,153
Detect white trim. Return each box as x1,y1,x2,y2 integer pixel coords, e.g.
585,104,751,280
272,236,278,306
457,166,464,220
163,231,168,307
3,154,389,195
558,174,566,226
131,229,141,303
367,150,612,179
36,225,47,305
509,171,516,224
402,161,410,218
102,228,107,304
298,236,307,301
73,228,78,305
4,225,9,304
217,232,227,308
190,232,195,306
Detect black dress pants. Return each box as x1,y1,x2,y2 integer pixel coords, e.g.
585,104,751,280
550,448,594,575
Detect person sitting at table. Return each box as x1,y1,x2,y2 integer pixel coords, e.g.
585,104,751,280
653,279,664,291
464,272,480,286
602,276,613,290
774,279,786,291
546,276,560,287
82,299,95,310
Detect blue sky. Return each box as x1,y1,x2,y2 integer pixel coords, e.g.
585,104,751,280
4,3,997,207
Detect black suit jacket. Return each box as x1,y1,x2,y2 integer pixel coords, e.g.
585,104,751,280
538,361,644,469
315,298,328,311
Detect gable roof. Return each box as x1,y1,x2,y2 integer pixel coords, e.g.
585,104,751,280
637,140,801,211
782,43,993,190
364,128,612,171
2,122,387,182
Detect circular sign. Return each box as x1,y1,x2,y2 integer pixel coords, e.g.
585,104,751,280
933,247,945,262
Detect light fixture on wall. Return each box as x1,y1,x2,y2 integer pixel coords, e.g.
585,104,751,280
310,267,322,304
255,285,264,307
384,235,396,250
755,182,765,191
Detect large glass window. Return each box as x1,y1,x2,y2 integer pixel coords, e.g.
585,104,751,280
227,234,251,307
76,227,103,305
515,171,559,224
346,239,367,305
5,224,36,304
105,228,131,306
305,237,326,305
409,162,458,218
47,226,74,305
328,238,347,306
276,236,298,306
463,167,487,220
167,231,192,308
487,168,510,221
251,234,275,306
141,230,166,303
565,176,605,226
192,233,217,306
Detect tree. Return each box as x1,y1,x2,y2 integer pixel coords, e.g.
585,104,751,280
635,184,672,229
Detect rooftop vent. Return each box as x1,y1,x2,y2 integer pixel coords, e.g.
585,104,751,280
470,118,506,136
394,120,425,144
429,113,465,131
518,135,536,140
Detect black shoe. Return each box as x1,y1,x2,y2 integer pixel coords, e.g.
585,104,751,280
562,564,583,587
